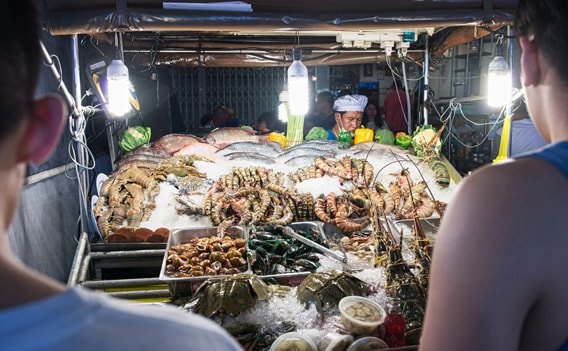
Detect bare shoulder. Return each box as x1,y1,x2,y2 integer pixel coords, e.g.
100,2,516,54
420,158,568,351
437,157,568,264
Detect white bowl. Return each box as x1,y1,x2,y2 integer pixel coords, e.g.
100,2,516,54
338,296,386,335
346,337,389,351
270,332,317,351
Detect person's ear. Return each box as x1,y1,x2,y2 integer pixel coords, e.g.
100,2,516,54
334,112,341,124
519,36,540,87
18,95,66,164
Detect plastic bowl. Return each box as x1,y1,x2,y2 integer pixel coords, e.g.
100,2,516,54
338,296,386,335
346,337,389,351
318,332,354,351
270,332,318,351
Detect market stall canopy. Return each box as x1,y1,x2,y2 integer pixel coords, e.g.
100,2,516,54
45,0,518,67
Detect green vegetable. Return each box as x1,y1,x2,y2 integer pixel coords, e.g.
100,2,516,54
119,126,151,152
395,134,412,149
337,129,353,148
305,127,329,141
374,129,395,145
412,125,441,157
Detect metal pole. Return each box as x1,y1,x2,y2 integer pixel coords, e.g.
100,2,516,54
507,26,514,156
423,35,429,125
39,41,80,118
71,34,90,236
401,61,412,135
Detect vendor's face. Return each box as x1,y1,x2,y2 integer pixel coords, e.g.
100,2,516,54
335,111,363,133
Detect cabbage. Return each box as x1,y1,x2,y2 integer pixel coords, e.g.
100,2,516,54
306,127,329,141
412,125,442,157
374,129,395,145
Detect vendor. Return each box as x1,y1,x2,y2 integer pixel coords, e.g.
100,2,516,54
327,94,368,140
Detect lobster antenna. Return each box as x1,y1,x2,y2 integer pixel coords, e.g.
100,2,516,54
404,154,438,204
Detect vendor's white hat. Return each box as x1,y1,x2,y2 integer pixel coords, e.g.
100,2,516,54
333,94,368,112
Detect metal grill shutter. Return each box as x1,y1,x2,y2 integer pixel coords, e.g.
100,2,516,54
171,67,286,129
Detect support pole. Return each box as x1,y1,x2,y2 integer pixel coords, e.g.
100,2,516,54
40,41,80,118
402,61,412,135
423,35,429,125
71,34,90,236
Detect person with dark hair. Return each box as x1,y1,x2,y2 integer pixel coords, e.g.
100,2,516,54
363,101,384,130
211,105,240,128
383,79,410,134
0,3,242,351
421,1,568,350
304,91,336,136
199,113,213,128
315,91,336,130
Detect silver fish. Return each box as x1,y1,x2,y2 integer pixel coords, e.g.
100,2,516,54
278,148,335,161
295,140,340,152
350,141,412,155
284,155,322,168
226,152,276,164
217,142,281,157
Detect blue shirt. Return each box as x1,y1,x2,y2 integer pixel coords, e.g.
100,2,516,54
518,141,568,351
327,128,337,141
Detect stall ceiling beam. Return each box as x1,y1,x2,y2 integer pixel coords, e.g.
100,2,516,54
47,8,515,36
46,0,518,14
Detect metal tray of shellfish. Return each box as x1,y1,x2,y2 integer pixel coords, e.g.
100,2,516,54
159,226,250,296
249,221,346,286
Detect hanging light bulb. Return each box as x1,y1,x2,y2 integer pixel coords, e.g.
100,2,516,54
106,59,132,117
287,48,309,116
487,37,511,108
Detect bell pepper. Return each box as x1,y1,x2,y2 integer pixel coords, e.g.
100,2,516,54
395,134,413,149
268,132,287,148
395,131,408,139
337,129,353,148
354,126,374,145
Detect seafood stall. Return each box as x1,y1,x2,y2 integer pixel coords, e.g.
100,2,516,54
69,126,459,350
43,1,517,349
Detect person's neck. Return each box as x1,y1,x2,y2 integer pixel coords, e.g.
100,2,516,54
331,125,338,137
533,87,568,143
0,237,66,310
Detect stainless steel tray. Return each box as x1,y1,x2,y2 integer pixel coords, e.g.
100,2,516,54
159,226,249,296
247,221,342,284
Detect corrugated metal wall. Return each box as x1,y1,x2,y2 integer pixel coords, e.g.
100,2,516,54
170,67,286,129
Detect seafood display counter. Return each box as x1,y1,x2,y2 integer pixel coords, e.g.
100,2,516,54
74,129,459,349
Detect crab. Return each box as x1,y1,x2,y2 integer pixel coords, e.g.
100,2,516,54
296,270,370,312
188,274,271,319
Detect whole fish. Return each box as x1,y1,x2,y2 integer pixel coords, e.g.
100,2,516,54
205,128,259,147
284,155,322,168
217,141,281,157
279,148,335,161
154,134,203,154
226,152,276,164
174,142,219,157
350,141,412,155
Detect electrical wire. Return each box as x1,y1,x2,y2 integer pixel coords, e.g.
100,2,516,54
386,54,410,127
385,53,425,81
436,98,506,149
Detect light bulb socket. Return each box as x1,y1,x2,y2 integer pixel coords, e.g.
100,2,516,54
293,48,302,61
